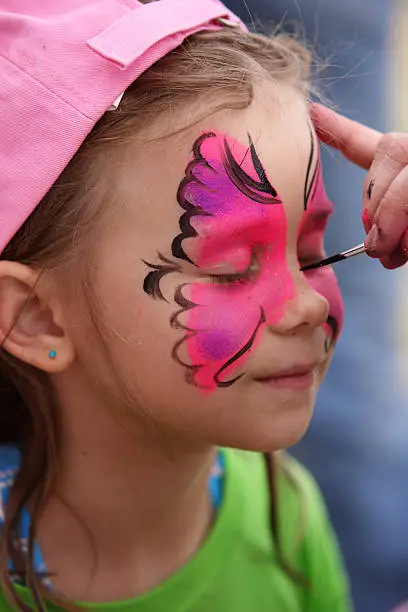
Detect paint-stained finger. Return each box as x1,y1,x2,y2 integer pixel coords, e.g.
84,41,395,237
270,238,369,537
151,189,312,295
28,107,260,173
365,165,408,259
362,133,408,227
402,229,408,255
310,103,382,170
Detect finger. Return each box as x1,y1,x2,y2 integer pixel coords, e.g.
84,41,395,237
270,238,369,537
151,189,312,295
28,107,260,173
365,165,408,258
362,133,408,228
310,103,382,170
401,230,408,256
379,248,408,270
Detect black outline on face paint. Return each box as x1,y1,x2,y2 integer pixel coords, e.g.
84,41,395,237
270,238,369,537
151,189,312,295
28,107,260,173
143,132,282,390
169,284,201,333
324,314,339,353
142,253,181,302
302,132,340,348
304,126,319,210
214,306,266,387
327,315,338,338
172,132,282,264
170,285,207,387
222,135,281,204
171,133,215,265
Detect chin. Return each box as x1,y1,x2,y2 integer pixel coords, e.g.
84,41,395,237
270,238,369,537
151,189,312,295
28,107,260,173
209,396,315,453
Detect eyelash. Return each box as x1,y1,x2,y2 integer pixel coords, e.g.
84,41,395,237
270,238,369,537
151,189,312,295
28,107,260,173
209,250,260,286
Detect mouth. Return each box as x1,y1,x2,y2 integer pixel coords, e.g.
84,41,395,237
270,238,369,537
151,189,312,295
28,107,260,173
254,363,319,391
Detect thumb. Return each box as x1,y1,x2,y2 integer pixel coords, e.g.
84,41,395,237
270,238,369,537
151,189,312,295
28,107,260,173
310,103,382,170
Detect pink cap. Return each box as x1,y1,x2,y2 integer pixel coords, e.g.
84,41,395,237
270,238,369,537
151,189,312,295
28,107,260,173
0,0,244,254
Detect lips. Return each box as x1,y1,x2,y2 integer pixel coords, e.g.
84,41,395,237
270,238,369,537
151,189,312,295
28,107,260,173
254,363,319,390
255,362,319,379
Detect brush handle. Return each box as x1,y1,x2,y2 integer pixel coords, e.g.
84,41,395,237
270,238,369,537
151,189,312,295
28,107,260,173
342,242,366,259
300,242,366,271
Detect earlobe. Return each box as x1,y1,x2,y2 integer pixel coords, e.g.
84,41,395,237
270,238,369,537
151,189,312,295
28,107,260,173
0,261,75,373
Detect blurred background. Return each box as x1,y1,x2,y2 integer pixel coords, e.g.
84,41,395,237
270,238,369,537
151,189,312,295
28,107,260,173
224,2,408,611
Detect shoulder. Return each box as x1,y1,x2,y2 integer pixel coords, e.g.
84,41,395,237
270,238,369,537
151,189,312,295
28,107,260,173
220,448,332,526
220,449,351,610
276,453,352,612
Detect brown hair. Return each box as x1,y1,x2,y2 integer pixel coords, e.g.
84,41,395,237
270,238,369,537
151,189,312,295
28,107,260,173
0,25,311,611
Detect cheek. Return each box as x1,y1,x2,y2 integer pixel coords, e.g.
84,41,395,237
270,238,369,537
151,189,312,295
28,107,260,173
186,284,263,390
188,285,260,361
304,267,344,337
183,219,296,391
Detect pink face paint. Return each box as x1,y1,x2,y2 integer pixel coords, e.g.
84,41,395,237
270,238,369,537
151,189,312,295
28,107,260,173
299,158,344,341
172,132,295,391
143,133,341,391
362,207,371,233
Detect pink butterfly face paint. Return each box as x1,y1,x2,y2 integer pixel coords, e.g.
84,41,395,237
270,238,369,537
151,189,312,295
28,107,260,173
173,133,296,389
299,159,344,342
144,131,295,391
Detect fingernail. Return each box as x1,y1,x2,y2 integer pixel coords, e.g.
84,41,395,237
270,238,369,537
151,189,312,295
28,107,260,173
365,223,379,252
401,230,408,256
362,208,371,233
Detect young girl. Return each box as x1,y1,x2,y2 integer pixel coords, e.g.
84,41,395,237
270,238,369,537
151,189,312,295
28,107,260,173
1,0,392,610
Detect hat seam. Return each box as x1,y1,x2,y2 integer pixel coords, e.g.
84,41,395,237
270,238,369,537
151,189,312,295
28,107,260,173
0,53,94,121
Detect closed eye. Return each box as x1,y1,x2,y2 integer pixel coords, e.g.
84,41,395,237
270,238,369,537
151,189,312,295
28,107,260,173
208,249,261,286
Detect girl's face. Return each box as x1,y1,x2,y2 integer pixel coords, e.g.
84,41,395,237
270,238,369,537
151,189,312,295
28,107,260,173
73,82,343,452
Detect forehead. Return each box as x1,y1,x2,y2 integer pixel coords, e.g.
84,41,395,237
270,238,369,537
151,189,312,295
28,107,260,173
118,82,314,243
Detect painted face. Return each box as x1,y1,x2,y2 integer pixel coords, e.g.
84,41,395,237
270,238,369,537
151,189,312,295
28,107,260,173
298,160,344,343
68,79,344,456
144,130,331,392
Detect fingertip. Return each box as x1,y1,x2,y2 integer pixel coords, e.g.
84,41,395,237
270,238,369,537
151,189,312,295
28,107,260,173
401,229,408,256
310,103,338,140
380,252,408,270
365,223,379,254
310,102,336,121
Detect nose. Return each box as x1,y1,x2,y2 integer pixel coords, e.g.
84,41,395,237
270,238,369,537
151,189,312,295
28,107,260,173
269,273,329,335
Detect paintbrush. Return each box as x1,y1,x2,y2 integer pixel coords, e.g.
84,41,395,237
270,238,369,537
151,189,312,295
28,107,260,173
300,242,366,271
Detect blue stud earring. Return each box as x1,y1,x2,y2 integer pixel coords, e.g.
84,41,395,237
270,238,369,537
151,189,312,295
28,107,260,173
49,350,57,360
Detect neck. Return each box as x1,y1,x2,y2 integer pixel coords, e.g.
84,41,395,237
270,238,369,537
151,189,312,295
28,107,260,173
37,372,216,602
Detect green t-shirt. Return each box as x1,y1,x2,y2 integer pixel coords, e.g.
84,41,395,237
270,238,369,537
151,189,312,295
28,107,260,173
0,450,351,611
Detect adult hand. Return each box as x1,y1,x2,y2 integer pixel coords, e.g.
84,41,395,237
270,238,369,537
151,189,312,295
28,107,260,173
311,102,408,269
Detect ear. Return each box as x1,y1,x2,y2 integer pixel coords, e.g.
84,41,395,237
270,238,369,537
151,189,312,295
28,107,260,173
0,261,75,373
